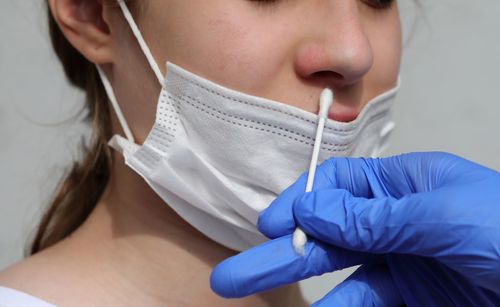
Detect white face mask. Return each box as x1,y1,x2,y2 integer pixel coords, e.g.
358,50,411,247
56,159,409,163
98,0,400,252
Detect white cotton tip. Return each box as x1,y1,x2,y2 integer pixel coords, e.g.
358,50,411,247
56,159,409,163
318,88,334,119
293,228,307,256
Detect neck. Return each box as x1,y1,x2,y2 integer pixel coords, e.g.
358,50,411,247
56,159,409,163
56,152,307,307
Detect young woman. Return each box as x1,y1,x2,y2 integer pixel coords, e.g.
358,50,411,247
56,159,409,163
1,0,402,305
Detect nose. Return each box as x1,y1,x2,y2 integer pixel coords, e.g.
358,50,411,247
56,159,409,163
294,2,374,89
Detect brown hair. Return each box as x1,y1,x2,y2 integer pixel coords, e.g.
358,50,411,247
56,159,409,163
29,2,115,254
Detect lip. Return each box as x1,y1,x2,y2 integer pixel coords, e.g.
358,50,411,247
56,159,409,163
327,104,360,122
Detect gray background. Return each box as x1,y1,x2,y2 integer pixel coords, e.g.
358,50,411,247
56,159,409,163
1,0,499,303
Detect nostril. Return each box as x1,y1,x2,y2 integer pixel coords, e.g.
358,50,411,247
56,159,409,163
311,70,344,81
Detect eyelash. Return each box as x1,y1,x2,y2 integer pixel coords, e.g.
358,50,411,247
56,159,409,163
249,0,395,10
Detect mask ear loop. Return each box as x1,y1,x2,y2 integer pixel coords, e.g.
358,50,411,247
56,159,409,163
116,0,164,85
95,0,166,143
96,66,135,142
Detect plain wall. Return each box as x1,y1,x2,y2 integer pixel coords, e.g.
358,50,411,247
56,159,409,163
1,0,499,303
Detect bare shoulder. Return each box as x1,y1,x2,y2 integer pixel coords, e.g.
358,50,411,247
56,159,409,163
0,238,117,307
0,245,72,304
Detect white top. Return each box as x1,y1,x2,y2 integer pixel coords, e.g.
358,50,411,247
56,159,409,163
0,287,55,307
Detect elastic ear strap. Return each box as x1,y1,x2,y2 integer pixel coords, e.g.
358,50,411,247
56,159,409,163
96,65,135,142
117,0,165,85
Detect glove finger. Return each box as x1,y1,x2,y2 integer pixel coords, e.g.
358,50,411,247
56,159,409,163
258,155,411,240
257,171,308,239
210,234,378,298
293,188,436,255
312,262,403,307
328,152,484,196
259,153,461,243
258,166,338,239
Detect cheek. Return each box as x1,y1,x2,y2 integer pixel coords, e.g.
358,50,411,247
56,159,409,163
206,20,293,92
146,2,291,94
187,18,291,94
196,17,270,81
363,9,402,96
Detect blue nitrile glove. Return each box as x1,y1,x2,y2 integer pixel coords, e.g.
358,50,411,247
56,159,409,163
210,152,500,306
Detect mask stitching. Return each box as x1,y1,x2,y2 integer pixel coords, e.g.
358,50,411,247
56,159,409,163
159,94,180,115
168,94,348,153
156,95,180,132
134,146,160,170
169,93,354,149
157,111,179,125
156,119,178,131
171,72,392,134
149,127,174,153
144,95,180,159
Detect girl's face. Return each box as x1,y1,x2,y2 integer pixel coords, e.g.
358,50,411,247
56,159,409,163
109,0,401,141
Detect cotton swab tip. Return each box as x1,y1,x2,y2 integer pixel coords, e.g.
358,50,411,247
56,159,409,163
293,228,307,256
319,88,334,119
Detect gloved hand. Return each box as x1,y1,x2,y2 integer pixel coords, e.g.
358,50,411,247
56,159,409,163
210,152,500,306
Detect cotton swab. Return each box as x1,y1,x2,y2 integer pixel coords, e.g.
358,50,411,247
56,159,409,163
292,88,334,256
